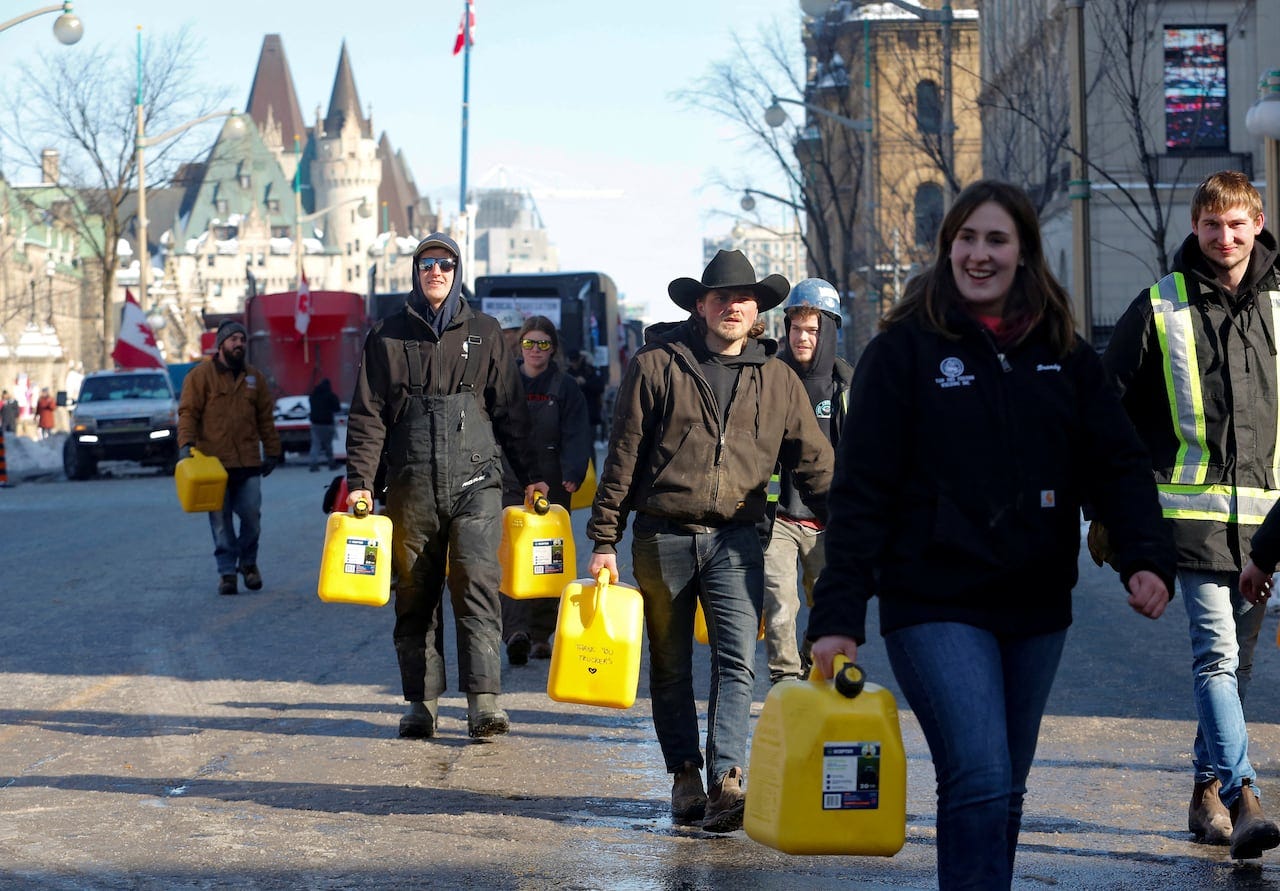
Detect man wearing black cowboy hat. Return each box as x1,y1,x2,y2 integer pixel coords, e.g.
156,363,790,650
586,250,833,832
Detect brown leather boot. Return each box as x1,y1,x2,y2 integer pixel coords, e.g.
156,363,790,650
701,766,745,833
1188,778,1232,845
1230,778,1280,859
671,762,706,823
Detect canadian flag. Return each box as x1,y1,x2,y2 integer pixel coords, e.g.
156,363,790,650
295,271,311,337
111,291,165,369
452,0,475,55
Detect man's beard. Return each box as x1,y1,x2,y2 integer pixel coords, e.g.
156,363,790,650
222,347,245,371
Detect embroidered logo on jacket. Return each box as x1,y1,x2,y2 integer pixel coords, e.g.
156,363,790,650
1036,364,1062,372
815,399,832,419
935,357,974,389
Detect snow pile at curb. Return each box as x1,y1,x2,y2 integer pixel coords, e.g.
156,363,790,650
3,432,65,482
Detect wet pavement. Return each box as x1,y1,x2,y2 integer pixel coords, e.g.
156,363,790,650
4,467,1280,888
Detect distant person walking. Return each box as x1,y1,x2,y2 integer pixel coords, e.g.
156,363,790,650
178,320,282,597
0,390,17,433
308,378,342,472
566,350,604,441
35,388,56,439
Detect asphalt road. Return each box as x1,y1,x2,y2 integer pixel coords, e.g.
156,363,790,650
4,463,1280,889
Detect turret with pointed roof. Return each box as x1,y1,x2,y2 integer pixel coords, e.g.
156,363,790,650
324,41,373,139
246,35,308,182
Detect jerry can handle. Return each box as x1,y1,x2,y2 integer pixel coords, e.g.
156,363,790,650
810,653,866,699
530,491,550,515
352,499,370,519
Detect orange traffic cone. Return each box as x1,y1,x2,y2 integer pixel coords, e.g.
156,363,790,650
0,430,10,488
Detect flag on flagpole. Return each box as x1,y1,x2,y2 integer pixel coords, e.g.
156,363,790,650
295,272,312,337
111,290,166,369
452,0,475,55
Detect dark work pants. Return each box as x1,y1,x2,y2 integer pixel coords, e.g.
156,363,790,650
387,469,504,702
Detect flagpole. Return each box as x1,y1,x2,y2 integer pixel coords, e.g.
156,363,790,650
459,0,471,215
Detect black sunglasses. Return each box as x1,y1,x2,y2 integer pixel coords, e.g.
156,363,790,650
417,257,457,272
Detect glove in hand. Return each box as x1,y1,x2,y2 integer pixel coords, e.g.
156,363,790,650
261,455,279,478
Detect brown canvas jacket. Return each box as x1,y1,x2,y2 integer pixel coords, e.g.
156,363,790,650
587,319,834,551
177,356,281,469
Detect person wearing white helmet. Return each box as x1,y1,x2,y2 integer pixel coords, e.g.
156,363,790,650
492,308,526,354
762,278,854,683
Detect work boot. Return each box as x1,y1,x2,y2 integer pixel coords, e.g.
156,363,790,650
671,761,707,823
218,574,238,596
1230,778,1280,859
466,692,510,738
701,766,745,833
240,565,263,591
506,632,531,666
1188,778,1232,845
531,640,553,660
397,700,438,739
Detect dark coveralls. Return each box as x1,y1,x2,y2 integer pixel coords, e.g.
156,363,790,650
347,244,538,703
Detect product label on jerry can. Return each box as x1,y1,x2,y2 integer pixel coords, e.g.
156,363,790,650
531,538,565,575
343,538,379,576
821,741,881,810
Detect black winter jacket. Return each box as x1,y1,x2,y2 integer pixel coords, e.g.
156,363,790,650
1104,230,1280,572
346,233,539,493
806,311,1175,645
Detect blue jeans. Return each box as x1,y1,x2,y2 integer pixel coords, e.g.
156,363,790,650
1179,569,1265,807
631,521,762,784
885,622,1067,891
309,423,335,468
207,473,262,576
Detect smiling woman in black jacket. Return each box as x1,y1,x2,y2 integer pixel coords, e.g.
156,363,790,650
806,180,1176,891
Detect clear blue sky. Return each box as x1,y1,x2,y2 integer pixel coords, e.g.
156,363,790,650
0,0,801,324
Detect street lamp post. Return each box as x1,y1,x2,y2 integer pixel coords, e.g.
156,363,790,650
1066,0,1093,341
800,0,954,192
766,93,875,350
0,1,82,42
134,28,241,323
294,197,373,289
1246,69,1280,234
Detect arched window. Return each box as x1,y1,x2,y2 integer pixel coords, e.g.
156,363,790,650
916,80,942,134
914,183,944,247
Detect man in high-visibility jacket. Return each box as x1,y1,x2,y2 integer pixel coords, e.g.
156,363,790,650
1104,170,1280,860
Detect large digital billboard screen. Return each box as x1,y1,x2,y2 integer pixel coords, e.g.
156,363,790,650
1164,25,1228,151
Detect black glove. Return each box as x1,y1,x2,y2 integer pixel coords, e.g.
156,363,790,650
178,444,193,462
261,455,279,478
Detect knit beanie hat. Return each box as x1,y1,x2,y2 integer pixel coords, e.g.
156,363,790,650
216,320,247,350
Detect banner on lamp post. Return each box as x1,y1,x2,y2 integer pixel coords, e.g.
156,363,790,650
295,272,311,337
111,290,165,370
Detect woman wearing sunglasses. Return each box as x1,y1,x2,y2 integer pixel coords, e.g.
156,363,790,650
501,315,594,664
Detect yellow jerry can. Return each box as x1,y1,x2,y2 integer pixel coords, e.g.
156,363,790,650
499,493,577,599
694,598,764,645
570,458,597,511
317,499,393,607
547,569,644,709
174,448,228,512
744,657,906,856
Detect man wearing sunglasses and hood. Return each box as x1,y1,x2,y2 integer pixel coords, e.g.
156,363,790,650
347,233,546,740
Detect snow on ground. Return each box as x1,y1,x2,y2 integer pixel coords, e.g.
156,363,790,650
2,432,65,482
